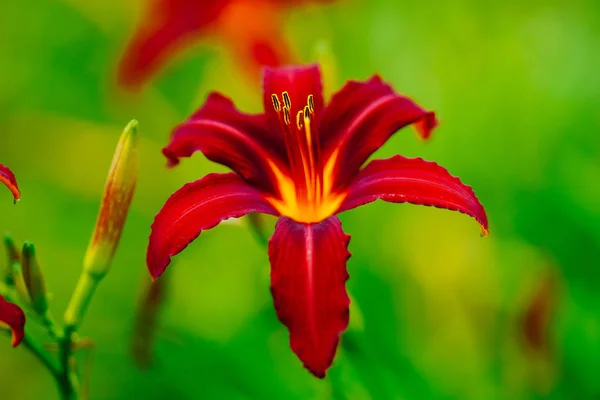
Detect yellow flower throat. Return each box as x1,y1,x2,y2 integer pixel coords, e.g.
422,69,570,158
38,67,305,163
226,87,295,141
265,92,346,223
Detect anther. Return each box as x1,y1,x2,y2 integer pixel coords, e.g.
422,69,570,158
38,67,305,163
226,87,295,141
296,110,304,129
282,92,291,109
271,94,281,112
308,95,315,114
283,107,291,125
303,106,311,121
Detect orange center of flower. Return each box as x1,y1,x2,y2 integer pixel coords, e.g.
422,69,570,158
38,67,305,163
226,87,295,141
265,92,346,223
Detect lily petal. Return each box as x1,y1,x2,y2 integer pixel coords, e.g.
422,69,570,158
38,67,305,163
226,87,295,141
148,173,278,279
320,76,437,191
218,1,289,78
0,164,20,202
263,64,324,127
118,0,228,87
338,156,488,234
0,295,26,347
268,216,350,377
164,92,288,195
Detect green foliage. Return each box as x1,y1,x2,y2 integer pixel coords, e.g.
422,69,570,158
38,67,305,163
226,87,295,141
1,0,599,398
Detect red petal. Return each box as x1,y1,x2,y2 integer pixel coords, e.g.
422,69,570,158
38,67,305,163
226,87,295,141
0,295,26,347
320,76,437,190
118,0,228,88
338,156,488,234
217,1,290,78
262,64,324,128
147,173,278,279
0,164,20,202
250,38,288,68
164,92,288,195
268,216,350,377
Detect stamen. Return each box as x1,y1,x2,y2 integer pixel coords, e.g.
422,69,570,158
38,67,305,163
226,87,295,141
296,110,304,130
301,105,317,203
271,94,281,112
282,91,291,109
303,105,311,122
308,95,315,114
270,90,334,222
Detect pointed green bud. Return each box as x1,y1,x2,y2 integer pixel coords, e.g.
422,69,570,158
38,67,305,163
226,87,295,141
10,261,30,305
3,233,20,285
64,120,139,329
84,119,139,279
21,241,49,317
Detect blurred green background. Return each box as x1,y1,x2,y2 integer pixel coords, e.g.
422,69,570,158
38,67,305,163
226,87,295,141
1,0,599,398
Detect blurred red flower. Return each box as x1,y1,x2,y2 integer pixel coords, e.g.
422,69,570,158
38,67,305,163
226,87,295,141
0,295,25,347
118,0,334,88
0,164,20,203
147,64,488,377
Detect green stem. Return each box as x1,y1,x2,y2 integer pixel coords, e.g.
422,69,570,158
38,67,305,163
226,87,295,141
21,332,60,379
58,271,102,400
57,327,80,400
63,274,99,329
6,291,77,399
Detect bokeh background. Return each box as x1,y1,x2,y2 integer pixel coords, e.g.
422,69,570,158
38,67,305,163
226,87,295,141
1,0,599,399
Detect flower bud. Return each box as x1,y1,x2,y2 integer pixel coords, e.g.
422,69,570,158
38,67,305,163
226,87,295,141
21,241,49,317
83,119,139,279
64,120,139,329
10,262,30,305
3,233,20,285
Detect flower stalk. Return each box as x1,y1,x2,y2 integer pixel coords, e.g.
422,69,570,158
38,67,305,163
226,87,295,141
1,120,139,400
64,119,139,329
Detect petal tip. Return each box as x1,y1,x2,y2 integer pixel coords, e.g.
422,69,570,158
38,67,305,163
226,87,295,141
11,331,24,347
0,164,21,203
147,252,167,281
1,295,26,347
308,367,327,379
480,225,489,237
415,111,438,140
161,148,181,169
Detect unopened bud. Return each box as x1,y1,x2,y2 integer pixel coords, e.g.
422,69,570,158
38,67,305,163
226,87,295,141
21,241,49,317
3,233,20,285
10,262,30,305
84,119,139,278
64,120,139,329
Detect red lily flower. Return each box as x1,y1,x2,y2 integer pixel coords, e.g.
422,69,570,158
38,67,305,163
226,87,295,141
147,65,488,377
118,0,333,88
0,295,25,347
0,164,21,203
